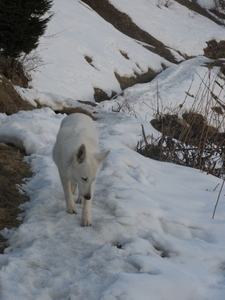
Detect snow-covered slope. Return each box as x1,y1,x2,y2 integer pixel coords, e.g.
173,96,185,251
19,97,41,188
31,0,169,101
30,0,225,102
110,0,225,56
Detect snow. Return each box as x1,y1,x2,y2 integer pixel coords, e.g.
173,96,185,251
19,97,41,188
103,56,225,125
31,0,169,101
110,0,225,57
1,108,225,300
197,0,217,10
1,0,225,299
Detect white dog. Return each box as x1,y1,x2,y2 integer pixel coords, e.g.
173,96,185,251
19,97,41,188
53,113,110,226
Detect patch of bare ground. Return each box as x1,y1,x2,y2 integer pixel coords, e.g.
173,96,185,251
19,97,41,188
210,8,225,23
0,145,32,253
93,87,116,103
115,68,159,91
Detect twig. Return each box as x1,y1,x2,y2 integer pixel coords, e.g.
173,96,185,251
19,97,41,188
141,125,148,146
212,179,225,219
213,183,220,191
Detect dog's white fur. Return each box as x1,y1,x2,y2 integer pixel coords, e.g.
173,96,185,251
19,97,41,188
53,113,110,226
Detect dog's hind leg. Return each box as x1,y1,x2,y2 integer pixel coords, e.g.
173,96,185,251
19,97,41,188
71,182,77,194
59,173,77,214
76,192,84,205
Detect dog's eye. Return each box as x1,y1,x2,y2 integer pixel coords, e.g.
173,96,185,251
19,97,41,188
82,177,88,181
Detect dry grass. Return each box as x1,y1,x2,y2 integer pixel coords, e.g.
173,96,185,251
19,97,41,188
0,75,34,115
204,40,225,59
0,55,29,87
0,145,32,253
138,65,225,177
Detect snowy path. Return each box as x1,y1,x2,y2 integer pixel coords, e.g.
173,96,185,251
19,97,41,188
0,108,225,299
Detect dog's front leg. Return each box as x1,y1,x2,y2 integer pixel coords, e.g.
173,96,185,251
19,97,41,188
81,199,92,226
59,173,77,214
81,181,95,226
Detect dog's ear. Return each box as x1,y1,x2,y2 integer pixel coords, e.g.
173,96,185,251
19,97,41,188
94,150,110,162
77,144,86,163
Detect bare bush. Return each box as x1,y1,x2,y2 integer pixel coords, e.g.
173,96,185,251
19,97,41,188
19,50,46,83
112,95,141,119
137,65,225,178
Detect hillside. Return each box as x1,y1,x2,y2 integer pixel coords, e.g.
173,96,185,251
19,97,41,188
24,0,225,103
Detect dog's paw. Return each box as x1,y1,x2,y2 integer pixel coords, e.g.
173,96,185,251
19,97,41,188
81,218,92,227
66,207,77,214
76,197,84,205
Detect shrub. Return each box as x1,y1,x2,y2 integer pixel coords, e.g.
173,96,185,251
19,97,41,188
204,40,225,59
137,65,225,178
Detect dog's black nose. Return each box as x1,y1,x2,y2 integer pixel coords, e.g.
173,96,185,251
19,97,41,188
84,194,91,200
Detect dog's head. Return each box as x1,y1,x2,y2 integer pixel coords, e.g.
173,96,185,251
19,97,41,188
73,144,110,200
